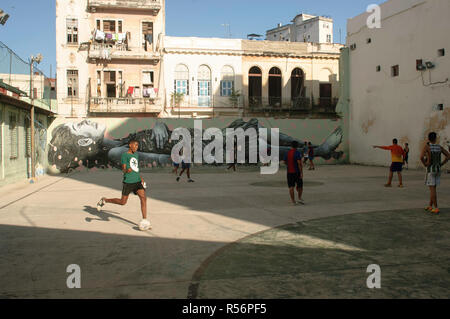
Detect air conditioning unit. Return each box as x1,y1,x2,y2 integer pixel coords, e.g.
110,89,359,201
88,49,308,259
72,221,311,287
425,61,435,69
417,64,427,71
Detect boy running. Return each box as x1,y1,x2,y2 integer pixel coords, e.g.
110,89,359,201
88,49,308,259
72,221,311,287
176,148,194,183
284,141,304,205
420,132,450,214
373,139,406,187
97,140,151,230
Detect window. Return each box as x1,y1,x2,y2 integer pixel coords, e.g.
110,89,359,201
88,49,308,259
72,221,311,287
391,65,399,77
9,113,18,159
367,38,372,44
96,71,101,97
326,34,332,43
221,65,235,96
118,71,124,97
25,117,31,158
104,71,116,98
416,59,424,71
438,48,445,57
174,64,189,95
103,20,116,32
142,22,153,50
67,70,79,97
118,21,123,33
142,71,154,97
376,65,381,72
143,71,154,85
66,18,78,44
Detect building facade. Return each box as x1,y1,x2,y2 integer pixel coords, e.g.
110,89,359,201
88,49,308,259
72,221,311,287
56,1,341,119
161,37,342,118
266,14,333,44
56,0,166,117
0,82,55,187
347,0,450,167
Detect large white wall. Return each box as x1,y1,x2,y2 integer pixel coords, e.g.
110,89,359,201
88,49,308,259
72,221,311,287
347,0,450,167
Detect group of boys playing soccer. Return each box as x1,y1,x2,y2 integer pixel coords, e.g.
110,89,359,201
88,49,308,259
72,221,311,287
96,131,449,231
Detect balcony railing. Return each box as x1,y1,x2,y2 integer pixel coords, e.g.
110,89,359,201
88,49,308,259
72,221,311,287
87,43,160,61
89,97,162,113
168,94,338,114
87,0,162,12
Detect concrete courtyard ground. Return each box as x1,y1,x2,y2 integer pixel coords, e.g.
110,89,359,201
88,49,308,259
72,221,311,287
0,165,449,299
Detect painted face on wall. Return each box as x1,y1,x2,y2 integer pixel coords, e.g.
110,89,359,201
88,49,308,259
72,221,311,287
48,120,107,173
65,120,105,140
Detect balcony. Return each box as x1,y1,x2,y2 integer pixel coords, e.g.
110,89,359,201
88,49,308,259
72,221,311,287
166,94,338,118
87,0,162,13
244,96,338,116
89,97,163,114
87,43,160,61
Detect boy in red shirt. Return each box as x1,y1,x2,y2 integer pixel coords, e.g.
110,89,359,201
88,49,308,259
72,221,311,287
373,139,406,187
283,141,304,205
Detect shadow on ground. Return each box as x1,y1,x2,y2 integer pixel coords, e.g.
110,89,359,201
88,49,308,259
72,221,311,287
1,208,449,298
189,208,450,299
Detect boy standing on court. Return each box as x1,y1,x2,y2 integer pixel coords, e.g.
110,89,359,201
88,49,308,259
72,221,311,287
284,141,304,205
420,132,450,214
373,139,406,187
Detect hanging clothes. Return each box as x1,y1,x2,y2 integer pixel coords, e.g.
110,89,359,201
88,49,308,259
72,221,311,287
149,88,156,99
95,29,105,41
127,87,134,96
145,33,153,44
118,33,127,43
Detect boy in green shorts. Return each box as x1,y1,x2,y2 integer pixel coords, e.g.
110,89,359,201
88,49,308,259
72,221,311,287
97,140,151,230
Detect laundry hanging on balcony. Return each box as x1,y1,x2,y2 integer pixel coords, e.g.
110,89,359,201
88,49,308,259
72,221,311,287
93,29,128,44
94,29,105,41
143,88,157,99
145,33,153,44
127,87,134,96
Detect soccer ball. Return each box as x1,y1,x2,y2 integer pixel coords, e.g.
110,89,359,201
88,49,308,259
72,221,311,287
139,219,151,231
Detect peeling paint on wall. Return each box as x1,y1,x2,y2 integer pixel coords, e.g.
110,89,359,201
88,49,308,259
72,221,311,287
361,117,375,134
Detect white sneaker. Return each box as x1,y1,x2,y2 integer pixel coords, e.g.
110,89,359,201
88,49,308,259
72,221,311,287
297,200,305,205
97,198,105,212
139,219,152,231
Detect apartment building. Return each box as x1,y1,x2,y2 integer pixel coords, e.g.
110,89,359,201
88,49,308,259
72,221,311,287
56,0,165,117
266,13,334,44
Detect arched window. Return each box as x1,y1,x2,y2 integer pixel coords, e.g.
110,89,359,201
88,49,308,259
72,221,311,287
268,67,282,106
197,65,211,107
248,66,262,106
174,64,189,95
291,68,305,99
220,65,235,97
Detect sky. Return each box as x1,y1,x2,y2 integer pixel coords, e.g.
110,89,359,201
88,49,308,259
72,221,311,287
0,0,385,77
